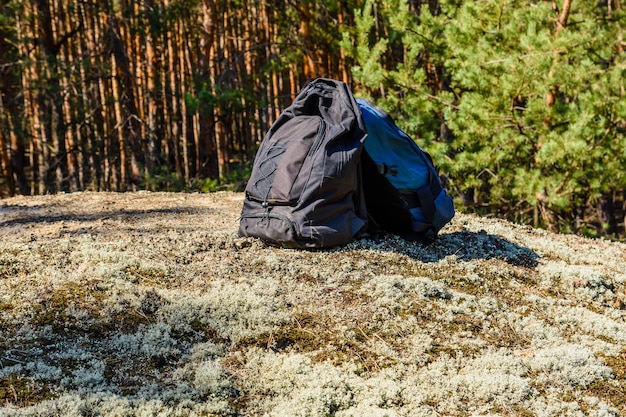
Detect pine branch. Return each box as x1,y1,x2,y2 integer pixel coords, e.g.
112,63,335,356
546,0,574,107
556,0,573,34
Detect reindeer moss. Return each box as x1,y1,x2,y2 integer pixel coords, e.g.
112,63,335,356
586,352,626,413
1,192,625,416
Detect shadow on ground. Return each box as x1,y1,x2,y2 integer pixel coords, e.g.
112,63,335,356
436,230,539,267
0,204,217,238
1,200,539,268
1,207,206,225
344,229,540,268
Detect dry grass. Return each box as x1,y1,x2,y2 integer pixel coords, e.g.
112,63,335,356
1,191,625,416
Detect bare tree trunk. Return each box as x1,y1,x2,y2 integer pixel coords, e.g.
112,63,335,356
546,0,573,107
37,0,71,192
597,194,618,236
200,0,218,179
76,1,102,190
107,12,143,188
145,25,160,178
214,6,228,179
0,10,29,196
20,4,49,195
94,12,116,191
111,56,129,190
58,0,83,191
163,7,182,181
0,96,16,197
179,18,193,181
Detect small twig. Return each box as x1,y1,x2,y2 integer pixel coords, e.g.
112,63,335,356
1,356,26,365
424,93,461,110
10,384,18,403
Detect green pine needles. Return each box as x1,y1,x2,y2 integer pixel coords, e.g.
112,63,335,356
343,0,626,237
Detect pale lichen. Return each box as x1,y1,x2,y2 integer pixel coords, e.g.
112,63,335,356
0,191,625,416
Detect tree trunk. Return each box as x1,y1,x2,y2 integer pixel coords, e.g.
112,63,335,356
0,10,29,196
597,193,618,236
0,97,16,197
200,0,219,179
58,0,83,191
145,26,160,178
546,0,573,107
107,13,143,188
37,0,71,192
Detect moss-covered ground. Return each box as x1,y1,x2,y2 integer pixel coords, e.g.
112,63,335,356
1,192,625,416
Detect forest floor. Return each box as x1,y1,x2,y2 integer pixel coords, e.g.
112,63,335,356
1,191,626,416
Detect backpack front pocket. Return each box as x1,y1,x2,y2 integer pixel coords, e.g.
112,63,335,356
246,115,325,205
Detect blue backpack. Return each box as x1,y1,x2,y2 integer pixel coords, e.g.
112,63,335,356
358,98,455,243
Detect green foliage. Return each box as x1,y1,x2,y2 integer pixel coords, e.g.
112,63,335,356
185,83,216,116
191,165,251,193
143,164,250,192
143,166,187,192
341,0,389,88
0,1,19,31
344,0,626,233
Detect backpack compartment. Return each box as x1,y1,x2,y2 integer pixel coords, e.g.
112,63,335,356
357,99,455,242
238,199,302,248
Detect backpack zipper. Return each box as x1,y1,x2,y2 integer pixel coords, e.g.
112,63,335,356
307,117,326,157
244,211,299,237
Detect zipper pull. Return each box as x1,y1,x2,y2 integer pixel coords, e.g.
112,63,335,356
262,200,271,220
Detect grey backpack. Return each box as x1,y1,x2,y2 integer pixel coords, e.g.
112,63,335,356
238,78,369,248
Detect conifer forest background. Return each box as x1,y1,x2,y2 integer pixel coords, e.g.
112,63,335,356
0,0,625,239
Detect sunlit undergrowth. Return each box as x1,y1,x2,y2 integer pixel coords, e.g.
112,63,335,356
1,192,625,416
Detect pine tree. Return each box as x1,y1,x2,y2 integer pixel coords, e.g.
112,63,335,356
343,0,626,236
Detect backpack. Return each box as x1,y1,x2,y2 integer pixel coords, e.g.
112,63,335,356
357,98,455,243
238,78,369,248
238,78,454,248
